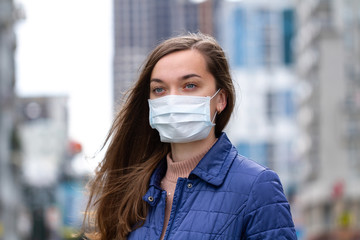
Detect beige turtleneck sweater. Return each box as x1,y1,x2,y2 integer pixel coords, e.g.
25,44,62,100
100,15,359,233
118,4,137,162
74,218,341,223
159,139,217,240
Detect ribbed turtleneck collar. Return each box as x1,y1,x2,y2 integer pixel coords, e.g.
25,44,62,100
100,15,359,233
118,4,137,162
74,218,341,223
163,138,218,183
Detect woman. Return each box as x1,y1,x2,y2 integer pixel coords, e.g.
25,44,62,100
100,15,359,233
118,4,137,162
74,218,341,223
84,33,297,239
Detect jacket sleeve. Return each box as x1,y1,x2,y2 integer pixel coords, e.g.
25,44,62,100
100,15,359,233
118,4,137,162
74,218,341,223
242,169,297,240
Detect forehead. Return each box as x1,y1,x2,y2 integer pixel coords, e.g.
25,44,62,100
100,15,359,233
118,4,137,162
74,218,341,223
151,50,209,78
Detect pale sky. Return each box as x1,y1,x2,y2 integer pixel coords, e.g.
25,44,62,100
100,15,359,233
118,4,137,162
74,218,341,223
15,0,113,166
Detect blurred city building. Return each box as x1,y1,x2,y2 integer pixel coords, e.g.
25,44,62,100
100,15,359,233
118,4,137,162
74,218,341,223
0,0,23,239
296,0,360,238
216,0,298,205
16,96,68,187
15,96,86,239
16,96,68,239
113,0,216,107
1,0,91,238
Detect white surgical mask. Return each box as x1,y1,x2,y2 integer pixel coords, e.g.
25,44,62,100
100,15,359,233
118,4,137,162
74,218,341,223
148,89,221,143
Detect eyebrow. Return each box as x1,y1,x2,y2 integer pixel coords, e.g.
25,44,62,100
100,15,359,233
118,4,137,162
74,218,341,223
150,73,202,83
150,78,163,83
182,73,201,80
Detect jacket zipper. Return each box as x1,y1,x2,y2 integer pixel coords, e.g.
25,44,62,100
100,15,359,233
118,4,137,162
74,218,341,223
162,178,185,240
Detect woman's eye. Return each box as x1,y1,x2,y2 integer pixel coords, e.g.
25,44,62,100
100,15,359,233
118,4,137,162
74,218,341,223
185,83,196,89
153,87,164,94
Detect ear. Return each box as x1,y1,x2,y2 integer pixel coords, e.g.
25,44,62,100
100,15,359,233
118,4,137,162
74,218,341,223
216,89,227,114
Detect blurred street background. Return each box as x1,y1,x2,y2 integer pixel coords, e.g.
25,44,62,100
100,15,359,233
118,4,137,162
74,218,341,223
1,0,360,239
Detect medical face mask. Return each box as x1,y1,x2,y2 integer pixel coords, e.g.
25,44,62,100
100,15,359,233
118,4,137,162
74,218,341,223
148,89,220,143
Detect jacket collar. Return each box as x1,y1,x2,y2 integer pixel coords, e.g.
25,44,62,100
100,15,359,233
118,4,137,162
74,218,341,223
148,132,237,188
189,132,237,186
144,133,237,204
149,157,167,188
144,159,166,205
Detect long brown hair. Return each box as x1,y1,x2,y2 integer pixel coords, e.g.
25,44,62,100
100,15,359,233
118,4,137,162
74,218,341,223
83,32,235,239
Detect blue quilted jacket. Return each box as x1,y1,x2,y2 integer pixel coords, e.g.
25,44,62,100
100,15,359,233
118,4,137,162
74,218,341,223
128,133,297,239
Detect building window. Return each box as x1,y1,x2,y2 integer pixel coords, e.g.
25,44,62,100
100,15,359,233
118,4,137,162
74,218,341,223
348,137,360,176
281,90,295,118
266,91,276,121
323,202,332,230
266,90,295,121
233,8,247,67
282,9,294,65
256,9,272,67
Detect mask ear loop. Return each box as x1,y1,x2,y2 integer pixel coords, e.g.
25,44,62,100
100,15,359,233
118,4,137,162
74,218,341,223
210,88,221,99
211,111,217,124
210,88,221,124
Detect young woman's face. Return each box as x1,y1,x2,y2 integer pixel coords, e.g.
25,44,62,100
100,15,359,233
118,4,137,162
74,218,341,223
149,49,226,119
149,49,217,99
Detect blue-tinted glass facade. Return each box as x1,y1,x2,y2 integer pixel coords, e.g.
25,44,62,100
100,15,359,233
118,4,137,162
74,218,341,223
230,6,295,68
266,90,295,121
155,0,172,41
255,9,271,67
185,3,199,33
233,8,246,67
282,90,295,118
282,9,294,65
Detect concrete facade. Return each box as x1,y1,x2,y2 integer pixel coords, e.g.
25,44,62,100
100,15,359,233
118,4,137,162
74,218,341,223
0,0,22,239
296,0,360,238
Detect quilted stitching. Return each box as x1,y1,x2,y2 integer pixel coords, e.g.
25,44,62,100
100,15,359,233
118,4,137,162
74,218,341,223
129,133,297,240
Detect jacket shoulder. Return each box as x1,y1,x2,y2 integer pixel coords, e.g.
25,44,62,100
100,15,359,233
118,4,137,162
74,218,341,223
231,153,268,175
224,152,288,208
227,153,269,186
226,154,296,239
